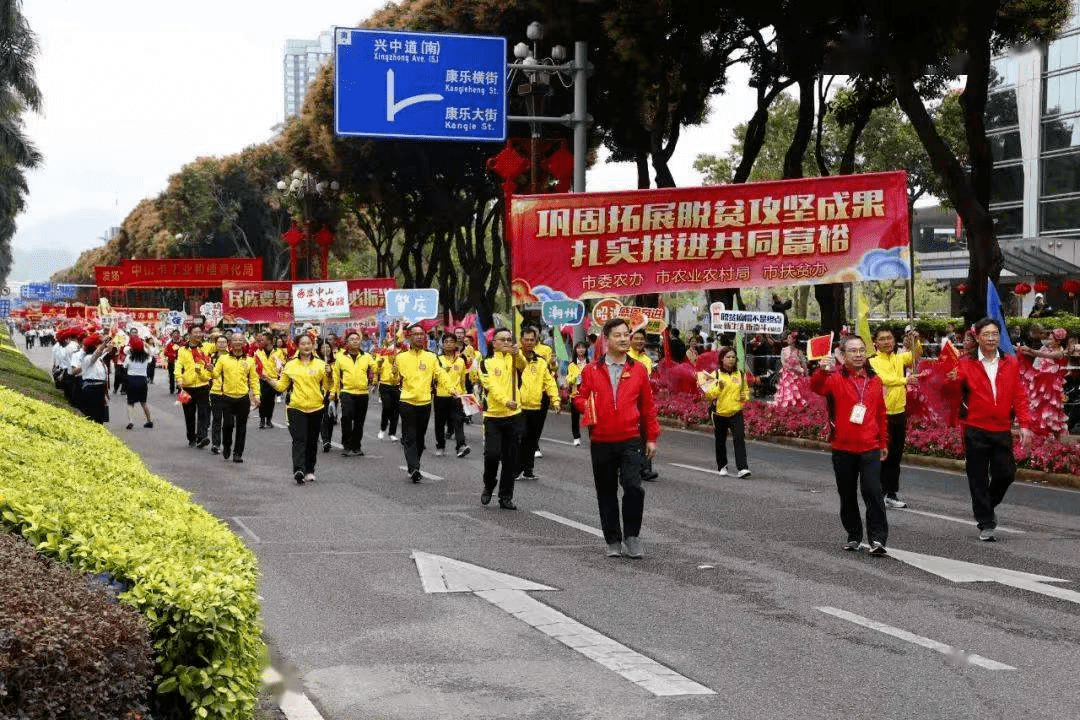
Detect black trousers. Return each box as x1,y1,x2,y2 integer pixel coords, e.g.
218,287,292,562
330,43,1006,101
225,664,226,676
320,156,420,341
399,401,432,474
182,385,211,444
210,393,224,448
80,381,108,424
518,408,546,474
483,414,524,500
258,379,278,424
831,450,888,545
340,392,369,452
589,438,646,544
168,360,176,393
434,395,465,450
146,359,156,384
287,407,324,474
712,411,748,471
321,398,336,445
221,395,250,457
570,403,581,440
881,412,907,496
379,385,400,435
963,427,1016,530
113,365,127,394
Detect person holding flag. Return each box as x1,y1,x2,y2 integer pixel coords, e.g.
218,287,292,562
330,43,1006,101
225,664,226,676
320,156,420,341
699,346,752,477
869,326,922,509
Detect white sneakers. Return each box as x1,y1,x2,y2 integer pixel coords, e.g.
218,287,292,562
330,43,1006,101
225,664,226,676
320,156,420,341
534,450,542,458
718,467,729,476
572,438,581,446
738,469,751,478
719,467,751,478
377,431,385,440
884,494,908,509
435,449,445,457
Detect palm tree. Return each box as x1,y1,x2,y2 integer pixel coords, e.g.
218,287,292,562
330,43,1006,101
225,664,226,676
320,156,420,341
0,0,43,285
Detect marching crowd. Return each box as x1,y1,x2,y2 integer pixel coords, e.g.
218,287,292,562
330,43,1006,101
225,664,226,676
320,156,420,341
12,309,1056,558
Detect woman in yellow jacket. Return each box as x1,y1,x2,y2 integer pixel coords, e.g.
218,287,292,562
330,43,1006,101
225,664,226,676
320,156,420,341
208,335,229,455
564,342,590,446
699,346,752,477
261,333,331,484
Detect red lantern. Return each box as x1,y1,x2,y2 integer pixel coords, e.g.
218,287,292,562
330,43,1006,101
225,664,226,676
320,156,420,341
1061,279,1080,297
1033,280,1051,294
1013,282,1032,296
956,282,970,296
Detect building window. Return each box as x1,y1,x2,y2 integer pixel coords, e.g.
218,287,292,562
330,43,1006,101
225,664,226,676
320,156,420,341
1041,151,1080,195
991,163,1024,204
991,56,1017,89
1042,115,1080,151
992,206,1024,237
1040,196,1080,231
1045,70,1080,115
987,90,1019,129
989,130,1022,161
1047,32,1080,73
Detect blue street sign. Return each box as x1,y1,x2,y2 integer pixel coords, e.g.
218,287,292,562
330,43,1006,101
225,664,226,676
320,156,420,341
541,300,586,327
335,27,506,142
0,299,10,318
385,289,440,323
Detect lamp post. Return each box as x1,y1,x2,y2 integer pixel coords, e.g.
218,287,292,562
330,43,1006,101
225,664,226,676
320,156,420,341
275,170,340,280
506,22,590,193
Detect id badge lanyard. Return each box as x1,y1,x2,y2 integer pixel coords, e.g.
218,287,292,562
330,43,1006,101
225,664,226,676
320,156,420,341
849,374,869,425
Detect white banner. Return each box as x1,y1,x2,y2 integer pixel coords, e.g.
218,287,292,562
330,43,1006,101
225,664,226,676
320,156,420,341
292,281,351,320
711,310,785,335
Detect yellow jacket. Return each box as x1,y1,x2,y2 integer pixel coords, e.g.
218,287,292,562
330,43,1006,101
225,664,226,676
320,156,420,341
213,354,259,398
564,359,588,398
435,354,467,397
255,348,282,380
627,348,654,375
334,350,375,395
519,352,560,410
209,353,228,394
869,349,915,415
479,351,526,418
395,349,449,406
272,357,330,413
174,346,212,388
533,342,556,372
376,351,400,385
703,369,750,417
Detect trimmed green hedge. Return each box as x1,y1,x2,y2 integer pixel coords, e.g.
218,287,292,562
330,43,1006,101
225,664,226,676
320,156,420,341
0,331,67,406
0,384,265,720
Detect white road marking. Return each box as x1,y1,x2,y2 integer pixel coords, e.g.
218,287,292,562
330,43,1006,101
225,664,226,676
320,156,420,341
230,517,261,544
398,466,445,481
262,667,327,720
412,552,715,696
669,462,721,476
532,511,604,538
893,507,1024,534
889,547,1080,605
541,437,575,446
815,606,1015,670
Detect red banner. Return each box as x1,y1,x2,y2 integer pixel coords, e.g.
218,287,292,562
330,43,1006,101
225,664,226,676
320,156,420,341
221,278,396,323
95,258,263,288
508,171,910,302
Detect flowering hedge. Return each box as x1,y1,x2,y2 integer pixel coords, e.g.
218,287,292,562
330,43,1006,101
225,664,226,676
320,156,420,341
657,391,1080,476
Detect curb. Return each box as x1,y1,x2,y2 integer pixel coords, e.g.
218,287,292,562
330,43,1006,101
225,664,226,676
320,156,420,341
657,416,1080,491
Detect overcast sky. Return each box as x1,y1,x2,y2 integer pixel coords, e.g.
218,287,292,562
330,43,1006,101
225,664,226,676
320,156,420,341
13,1,754,266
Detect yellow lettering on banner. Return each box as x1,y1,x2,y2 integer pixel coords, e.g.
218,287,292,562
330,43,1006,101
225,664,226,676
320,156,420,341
258,290,275,307
781,227,817,255
817,224,851,253
676,201,711,229
605,237,639,264
782,194,816,222
570,238,601,268
607,205,642,233
228,290,244,307
852,189,885,218
651,233,675,261
642,202,676,230
274,290,291,306
747,229,781,258
818,192,851,220
711,231,745,259
242,290,257,307
712,200,745,227
748,196,782,225
535,208,563,236
676,232,710,261
571,207,605,235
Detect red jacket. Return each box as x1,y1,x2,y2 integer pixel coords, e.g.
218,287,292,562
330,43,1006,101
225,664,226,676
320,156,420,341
942,352,1031,433
573,356,660,444
810,366,888,454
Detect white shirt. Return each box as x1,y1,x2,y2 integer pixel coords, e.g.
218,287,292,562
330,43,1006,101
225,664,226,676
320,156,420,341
123,357,151,377
51,342,66,369
978,349,999,401
80,353,108,382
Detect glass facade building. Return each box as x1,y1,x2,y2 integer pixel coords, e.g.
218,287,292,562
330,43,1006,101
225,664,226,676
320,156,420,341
283,32,334,120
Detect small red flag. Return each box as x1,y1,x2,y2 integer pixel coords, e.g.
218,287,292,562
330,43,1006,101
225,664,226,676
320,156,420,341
937,338,960,374
807,333,834,361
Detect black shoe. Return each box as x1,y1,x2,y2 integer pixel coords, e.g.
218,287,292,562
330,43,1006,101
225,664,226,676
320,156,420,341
143,421,153,429
521,472,538,480
294,470,305,484
456,445,471,458
411,470,422,483
355,449,364,456
188,440,196,447
498,498,517,510
643,472,659,482
126,422,134,430
196,438,210,448
341,449,353,457
222,448,231,460
211,446,219,455
323,442,331,453
258,419,265,429
233,456,243,463
481,489,493,505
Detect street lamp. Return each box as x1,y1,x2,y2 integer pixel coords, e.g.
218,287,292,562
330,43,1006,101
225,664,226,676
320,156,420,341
275,170,341,279
506,22,589,193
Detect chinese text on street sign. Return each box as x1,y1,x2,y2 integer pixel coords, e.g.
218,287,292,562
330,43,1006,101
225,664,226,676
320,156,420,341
712,311,785,335
385,289,439,323
541,300,586,326
335,28,506,142
292,281,351,320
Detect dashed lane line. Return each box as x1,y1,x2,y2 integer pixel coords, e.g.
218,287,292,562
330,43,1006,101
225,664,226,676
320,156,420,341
532,510,604,538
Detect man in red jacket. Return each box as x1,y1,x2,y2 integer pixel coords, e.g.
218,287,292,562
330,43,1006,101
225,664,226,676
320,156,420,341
944,317,1033,542
573,317,660,559
811,335,890,555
